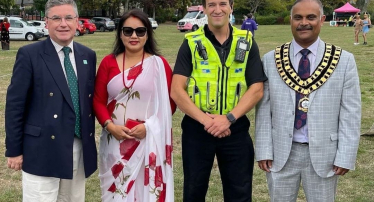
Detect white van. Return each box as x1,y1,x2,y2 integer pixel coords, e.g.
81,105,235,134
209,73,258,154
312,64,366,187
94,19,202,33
0,17,44,41
176,6,235,32
177,5,207,32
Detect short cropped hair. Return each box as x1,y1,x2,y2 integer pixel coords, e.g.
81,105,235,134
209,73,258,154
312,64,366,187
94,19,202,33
45,0,78,17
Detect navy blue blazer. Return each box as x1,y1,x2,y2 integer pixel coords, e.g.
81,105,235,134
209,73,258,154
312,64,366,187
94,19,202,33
5,37,97,179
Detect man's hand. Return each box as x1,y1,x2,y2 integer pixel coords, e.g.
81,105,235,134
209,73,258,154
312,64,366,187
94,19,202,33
216,129,231,138
205,113,231,137
258,160,272,172
7,155,23,171
333,166,349,176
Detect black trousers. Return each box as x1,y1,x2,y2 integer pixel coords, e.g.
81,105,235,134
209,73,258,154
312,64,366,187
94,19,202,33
182,115,254,202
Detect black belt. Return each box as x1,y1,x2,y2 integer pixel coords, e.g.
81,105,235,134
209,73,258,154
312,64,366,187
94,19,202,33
293,142,309,145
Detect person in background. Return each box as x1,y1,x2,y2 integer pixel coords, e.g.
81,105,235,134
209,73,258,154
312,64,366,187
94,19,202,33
362,12,371,45
1,17,10,50
5,0,97,201
256,0,361,201
354,13,363,45
93,9,175,202
171,0,267,201
348,15,353,27
241,13,258,37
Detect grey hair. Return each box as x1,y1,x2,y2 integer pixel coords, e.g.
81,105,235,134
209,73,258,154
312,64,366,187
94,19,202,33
45,0,78,17
291,0,324,19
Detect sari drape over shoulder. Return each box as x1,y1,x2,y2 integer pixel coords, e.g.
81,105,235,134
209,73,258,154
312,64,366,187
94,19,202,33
98,55,173,202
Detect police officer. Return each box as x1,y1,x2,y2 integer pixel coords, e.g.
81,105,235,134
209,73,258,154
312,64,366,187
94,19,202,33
171,0,267,201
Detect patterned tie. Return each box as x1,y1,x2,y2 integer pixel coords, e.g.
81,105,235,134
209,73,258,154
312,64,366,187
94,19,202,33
62,47,81,138
294,49,310,130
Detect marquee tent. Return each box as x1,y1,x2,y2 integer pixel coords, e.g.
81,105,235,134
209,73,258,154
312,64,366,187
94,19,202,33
330,2,360,25
334,2,360,13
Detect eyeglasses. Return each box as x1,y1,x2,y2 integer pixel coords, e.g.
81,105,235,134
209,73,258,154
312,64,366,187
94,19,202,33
46,15,77,23
122,27,147,37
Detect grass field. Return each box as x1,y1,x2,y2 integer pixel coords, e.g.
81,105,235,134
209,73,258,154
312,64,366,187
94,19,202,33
0,23,374,202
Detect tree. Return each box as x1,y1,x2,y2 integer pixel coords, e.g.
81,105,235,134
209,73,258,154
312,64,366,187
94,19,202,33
234,0,264,13
0,0,14,15
33,0,47,16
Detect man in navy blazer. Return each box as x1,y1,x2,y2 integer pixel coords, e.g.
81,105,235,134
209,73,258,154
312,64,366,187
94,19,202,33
5,0,97,201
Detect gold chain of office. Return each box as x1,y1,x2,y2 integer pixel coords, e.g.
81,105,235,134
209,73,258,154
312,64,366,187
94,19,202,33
274,42,342,96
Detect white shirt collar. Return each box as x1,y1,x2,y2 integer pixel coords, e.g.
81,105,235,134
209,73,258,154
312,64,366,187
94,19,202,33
292,37,320,57
50,38,74,54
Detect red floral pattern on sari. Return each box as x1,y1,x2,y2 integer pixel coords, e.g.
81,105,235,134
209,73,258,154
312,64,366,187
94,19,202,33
108,182,116,193
144,167,149,186
126,180,135,194
111,162,124,179
120,139,140,161
158,183,167,202
149,152,156,170
155,166,163,187
127,64,143,80
165,145,172,166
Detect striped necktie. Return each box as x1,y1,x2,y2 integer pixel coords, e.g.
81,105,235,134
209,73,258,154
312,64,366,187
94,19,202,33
62,46,81,138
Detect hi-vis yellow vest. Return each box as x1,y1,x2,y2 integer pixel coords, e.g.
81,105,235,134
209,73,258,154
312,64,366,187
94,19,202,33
186,26,252,114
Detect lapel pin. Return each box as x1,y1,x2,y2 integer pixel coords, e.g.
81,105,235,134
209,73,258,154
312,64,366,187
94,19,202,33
83,60,88,64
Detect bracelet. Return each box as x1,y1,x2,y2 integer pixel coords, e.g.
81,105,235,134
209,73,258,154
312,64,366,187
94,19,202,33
103,120,113,132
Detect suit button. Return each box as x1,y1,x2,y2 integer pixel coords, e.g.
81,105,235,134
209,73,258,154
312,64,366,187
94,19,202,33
88,94,92,98
53,114,58,118
90,133,93,136
89,114,91,117
51,135,55,139
49,92,54,96
289,134,292,138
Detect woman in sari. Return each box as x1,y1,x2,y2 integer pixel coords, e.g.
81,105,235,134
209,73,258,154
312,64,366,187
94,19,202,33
93,9,176,202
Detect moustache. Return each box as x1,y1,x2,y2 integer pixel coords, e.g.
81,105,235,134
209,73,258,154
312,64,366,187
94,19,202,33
296,26,313,31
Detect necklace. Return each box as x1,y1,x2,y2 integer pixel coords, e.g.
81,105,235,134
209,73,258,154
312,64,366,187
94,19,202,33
122,51,145,89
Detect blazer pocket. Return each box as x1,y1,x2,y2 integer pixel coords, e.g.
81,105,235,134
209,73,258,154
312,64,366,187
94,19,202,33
330,132,338,141
24,124,41,137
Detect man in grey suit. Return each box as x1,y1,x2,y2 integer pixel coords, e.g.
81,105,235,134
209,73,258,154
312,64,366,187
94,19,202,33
255,0,361,201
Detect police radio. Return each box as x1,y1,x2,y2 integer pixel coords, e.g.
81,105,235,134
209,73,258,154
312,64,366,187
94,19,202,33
196,40,208,60
234,30,251,63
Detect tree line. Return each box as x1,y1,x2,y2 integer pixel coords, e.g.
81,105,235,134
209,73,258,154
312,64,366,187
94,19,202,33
0,0,373,23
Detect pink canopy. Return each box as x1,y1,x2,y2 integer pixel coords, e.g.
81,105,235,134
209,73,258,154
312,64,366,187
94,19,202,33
334,2,360,13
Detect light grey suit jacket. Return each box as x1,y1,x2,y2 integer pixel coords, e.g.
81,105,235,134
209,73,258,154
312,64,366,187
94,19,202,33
255,40,361,178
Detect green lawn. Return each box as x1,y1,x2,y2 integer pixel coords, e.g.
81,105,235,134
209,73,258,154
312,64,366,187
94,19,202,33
0,23,373,201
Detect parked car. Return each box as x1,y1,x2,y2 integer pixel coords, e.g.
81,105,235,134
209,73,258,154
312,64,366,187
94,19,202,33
230,14,235,25
0,16,43,41
91,17,115,32
148,18,158,29
113,18,120,30
28,20,49,36
79,18,96,34
75,21,86,36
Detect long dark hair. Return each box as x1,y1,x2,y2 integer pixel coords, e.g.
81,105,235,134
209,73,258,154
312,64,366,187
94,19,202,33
113,9,160,56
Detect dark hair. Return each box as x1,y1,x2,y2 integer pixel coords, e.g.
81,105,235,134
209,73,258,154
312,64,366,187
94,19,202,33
202,0,233,8
112,9,160,56
247,13,252,19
